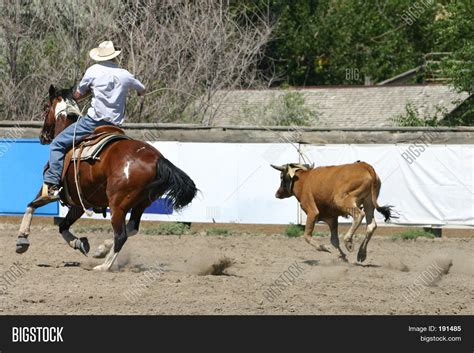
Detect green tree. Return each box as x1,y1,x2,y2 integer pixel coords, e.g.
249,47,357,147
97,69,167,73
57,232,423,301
252,0,437,86
431,2,474,125
432,2,474,93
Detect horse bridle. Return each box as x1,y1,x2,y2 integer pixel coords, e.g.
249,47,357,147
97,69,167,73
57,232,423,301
54,98,81,120
42,97,81,141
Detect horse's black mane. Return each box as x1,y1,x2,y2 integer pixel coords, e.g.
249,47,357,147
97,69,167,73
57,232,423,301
55,87,74,99
48,86,79,119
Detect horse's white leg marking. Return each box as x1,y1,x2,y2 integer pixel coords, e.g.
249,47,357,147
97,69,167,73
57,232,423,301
126,220,137,236
93,244,118,271
19,206,35,236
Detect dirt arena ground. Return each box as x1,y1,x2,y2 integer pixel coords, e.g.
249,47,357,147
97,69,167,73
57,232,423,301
0,219,472,315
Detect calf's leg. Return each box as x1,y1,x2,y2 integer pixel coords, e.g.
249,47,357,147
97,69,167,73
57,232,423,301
343,203,365,252
327,217,347,261
302,203,330,253
357,203,377,262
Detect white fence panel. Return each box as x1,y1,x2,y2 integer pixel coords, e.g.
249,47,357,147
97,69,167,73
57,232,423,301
301,144,474,227
60,142,473,227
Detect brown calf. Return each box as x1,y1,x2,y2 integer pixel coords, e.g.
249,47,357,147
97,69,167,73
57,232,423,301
271,161,394,262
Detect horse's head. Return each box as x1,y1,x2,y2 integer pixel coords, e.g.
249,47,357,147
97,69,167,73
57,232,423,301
39,85,81,145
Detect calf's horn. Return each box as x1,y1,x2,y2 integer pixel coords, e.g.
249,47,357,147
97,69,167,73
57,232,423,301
270,164,285,172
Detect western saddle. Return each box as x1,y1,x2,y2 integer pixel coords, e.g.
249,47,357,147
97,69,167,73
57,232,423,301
60,125,132,209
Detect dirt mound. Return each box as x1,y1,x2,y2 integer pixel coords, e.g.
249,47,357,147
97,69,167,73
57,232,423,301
198,257,233,276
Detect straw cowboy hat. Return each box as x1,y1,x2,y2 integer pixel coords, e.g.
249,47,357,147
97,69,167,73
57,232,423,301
89,41,121,61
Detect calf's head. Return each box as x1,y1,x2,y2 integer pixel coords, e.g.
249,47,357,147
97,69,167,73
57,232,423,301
271,163,312,199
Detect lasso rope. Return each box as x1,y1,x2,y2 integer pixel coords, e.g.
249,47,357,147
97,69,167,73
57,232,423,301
52,99,93,216
72,106,94,217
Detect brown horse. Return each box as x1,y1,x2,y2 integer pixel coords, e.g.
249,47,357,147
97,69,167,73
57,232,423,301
16,85,197,271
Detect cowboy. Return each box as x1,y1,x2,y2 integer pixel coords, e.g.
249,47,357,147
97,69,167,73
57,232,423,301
42,40,146,200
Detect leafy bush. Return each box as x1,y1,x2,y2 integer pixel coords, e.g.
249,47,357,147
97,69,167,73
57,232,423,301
242,91,318,126
393,102,446,127
392,229,435,240
143,222,190,235
206,228,231,236
284,223,305,237
441,97,474,127
284,224,331,237
270,91,318,126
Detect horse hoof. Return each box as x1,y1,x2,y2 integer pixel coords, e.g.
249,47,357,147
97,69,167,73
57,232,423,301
93,239,113,259
93,264,109,271
75,237,90,256
16,237,30,254
339,254,348,262
357,249,367,262
93,245,108,259
316,244,331,253
344,239,354,252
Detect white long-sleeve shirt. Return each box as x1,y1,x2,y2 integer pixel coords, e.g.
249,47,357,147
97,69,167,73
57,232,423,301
77,61,145,125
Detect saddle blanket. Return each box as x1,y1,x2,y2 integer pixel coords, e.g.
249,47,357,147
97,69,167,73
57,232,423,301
71,134,131,161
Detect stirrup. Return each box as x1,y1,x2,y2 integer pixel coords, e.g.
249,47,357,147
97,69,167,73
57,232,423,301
37,183,63,201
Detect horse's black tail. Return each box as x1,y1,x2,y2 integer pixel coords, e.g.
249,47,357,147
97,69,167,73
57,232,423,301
147,157,197,210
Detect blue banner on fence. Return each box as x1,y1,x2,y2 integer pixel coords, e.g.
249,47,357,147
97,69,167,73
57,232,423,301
144,197,173,215
104,197,173,215
0,139,174,217
0,139,58,215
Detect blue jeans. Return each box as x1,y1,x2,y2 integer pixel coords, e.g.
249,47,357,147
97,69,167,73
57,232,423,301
44,115,113,185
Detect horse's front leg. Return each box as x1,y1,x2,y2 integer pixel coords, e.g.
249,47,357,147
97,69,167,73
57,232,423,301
16,188,56,254
16,206,35,253
93,201,149,258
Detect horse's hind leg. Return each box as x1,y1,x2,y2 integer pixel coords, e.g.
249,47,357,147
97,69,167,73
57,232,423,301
59,206,89,255
94,201,150,258
126,200,151,236
342,201,365,252
94,207,127,271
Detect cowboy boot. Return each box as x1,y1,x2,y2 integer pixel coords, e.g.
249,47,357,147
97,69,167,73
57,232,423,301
32,183,63,203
